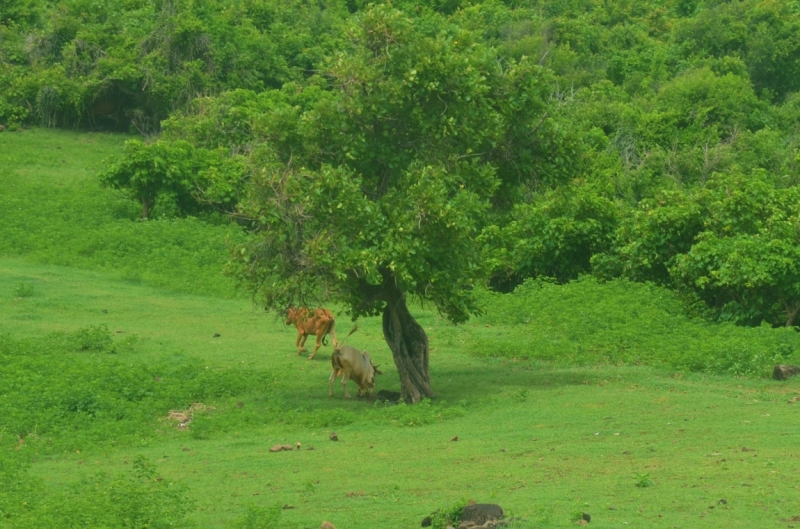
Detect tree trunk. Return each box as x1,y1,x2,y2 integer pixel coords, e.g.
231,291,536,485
786,302,800,327
141,197,151,219
382,283,436,403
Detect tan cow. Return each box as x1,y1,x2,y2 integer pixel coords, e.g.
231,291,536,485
329,345,382,399
285,307,338,359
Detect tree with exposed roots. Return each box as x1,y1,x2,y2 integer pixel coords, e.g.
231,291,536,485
227,6,579,402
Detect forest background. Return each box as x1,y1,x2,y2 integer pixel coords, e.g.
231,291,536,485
5,0,800,329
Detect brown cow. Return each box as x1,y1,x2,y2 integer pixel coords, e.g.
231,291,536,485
329,345,382,399
285,307,338,359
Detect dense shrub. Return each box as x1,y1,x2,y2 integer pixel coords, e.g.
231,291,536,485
0,0,349,131
472,277,800,376
0,452,194,529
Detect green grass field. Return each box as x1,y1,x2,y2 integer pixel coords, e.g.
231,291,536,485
2,129,800,528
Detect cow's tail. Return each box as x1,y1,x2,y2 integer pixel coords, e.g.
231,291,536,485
323,318,335,347
336,324,358,348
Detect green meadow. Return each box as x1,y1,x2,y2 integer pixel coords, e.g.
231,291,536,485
2,129,800,528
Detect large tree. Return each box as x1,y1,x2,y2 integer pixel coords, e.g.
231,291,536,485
228,6,579,402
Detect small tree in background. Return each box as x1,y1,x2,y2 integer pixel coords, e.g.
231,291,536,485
100,139,245,218
228,6,580,402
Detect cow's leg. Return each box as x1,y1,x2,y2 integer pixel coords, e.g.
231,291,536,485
329,369,337,397
298,333,310,355
295,331,305,355
342,373,351,399
309,335,323,360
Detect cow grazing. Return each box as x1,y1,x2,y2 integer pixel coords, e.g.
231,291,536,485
329,345,382,399
285,307,338,359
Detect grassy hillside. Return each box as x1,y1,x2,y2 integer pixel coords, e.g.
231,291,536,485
1,129,800,528
0,128,242,297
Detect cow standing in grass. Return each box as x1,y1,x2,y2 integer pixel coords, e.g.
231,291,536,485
285,307,338,359
329,345,382,398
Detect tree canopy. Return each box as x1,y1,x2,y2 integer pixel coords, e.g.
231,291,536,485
222,6,576,401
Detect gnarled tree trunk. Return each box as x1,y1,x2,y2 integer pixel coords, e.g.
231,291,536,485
382,282,435,403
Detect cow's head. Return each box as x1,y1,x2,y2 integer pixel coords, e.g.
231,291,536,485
357,351,383,397
285,307,298,325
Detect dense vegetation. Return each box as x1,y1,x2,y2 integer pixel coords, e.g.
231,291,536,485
5,0,799,327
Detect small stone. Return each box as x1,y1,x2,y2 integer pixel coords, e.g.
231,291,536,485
270,445,283,452
451,436,459,442
319,522,335,529
213,333,221,338
330,433,338,441
296,442,302,449
718,498,727,505
281,444,293,451
582,512,591,522
459,504,504,525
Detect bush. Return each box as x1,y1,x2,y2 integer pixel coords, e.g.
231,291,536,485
0,452,194,529
472,277,800,375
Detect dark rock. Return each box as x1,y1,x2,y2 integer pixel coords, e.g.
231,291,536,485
213,333,221,338
773,364,800,380
330,433,338,441
718,499,727,505
421,516,432,527
459,504,504,525
582,512,591,522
